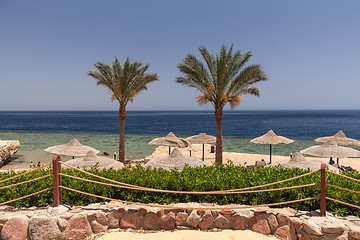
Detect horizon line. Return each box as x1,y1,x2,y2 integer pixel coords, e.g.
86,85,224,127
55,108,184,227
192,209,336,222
1,109,360,112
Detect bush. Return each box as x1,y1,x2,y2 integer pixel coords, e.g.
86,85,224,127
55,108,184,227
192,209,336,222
0,164,359,216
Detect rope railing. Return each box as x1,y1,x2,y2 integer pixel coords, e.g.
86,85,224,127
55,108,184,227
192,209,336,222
5,156,360,217
60,161,319,194
326,184,360,195
326,197,360,210
60,185,320,210
326,170,360,183
60,172,319,195
0,162,52,184
0,187,53,206
0,174,51,190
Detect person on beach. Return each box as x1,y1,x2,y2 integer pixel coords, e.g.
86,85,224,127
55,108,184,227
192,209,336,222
29,162,35,168
37,162,43,168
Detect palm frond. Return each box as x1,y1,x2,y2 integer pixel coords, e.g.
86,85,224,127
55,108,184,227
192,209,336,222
88,57,158,106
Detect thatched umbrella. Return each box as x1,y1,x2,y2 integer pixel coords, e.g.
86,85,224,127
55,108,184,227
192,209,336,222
315,130,360,163
268,152,339,173
315,130,360,146
63,151,124,170
300,140,360,165
186,133,216,161
250,130,294,164
44,139,100,158
144,148,207,171
149,132,191,155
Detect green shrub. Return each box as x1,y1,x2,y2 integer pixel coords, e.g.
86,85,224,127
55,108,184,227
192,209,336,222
0,164,359,216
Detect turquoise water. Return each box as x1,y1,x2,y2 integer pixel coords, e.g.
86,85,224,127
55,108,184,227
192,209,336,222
0,131,345,170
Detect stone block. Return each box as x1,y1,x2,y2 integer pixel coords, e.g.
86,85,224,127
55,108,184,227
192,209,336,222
107,211,119,228
120,214,142,229
198,211,213,230
229,214,245,230
160,212,176,230
1,217,29,240
143,212,161,230
249,216,271,235
214,215,229,229
90,220,108,234
186,210,200,228
277,213,290,226
267,214,279,233
65,214,92,240
175,212,188,226
275,225,291,240
28,217,64,240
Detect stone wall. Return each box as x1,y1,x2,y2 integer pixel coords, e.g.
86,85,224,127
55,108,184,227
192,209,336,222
0,202,360,240
0,140,20,167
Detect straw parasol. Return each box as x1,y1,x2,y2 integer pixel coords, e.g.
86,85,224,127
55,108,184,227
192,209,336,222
44,139,100,158
149,132,191,155
250,130,294,164
186,133,216,161
63,151,124,170
300,140,360,165
144,147,207,171
268,152,339,173
315,130,360,146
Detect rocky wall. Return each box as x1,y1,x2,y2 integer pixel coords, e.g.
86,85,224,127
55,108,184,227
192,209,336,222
0,202,360,240
0,140,20,167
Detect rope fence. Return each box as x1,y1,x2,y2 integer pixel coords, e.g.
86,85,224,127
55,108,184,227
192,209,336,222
60,185,320,210
60,161,319,194
0,162,52,184
0,187,53,206
1,155,359,216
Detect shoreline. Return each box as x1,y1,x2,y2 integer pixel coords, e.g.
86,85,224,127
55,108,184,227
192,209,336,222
1,144,359,172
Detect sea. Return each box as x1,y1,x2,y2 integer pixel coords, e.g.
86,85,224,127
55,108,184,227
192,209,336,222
1,110,360,169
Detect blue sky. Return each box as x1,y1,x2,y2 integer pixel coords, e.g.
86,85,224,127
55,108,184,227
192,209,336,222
0,0,359,111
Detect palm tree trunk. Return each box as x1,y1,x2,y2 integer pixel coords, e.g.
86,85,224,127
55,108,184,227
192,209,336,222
214,108,223,164
119,105,126,163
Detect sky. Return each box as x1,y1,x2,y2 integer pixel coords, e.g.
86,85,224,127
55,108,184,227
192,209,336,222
0,0,359,111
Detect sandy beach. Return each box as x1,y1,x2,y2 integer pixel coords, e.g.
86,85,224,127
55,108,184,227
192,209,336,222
92,229,280,240
148,144,360,171
2,143,360,172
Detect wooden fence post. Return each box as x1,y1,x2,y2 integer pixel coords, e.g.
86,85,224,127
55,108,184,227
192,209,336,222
320,163,326,216
53,155,61,207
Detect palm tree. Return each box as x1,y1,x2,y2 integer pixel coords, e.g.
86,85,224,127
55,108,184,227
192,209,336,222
88,57,158,163
176,45,267,164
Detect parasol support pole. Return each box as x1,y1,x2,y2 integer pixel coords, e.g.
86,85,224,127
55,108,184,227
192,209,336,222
169,147,171,155
269,144,272,164
320,163,326,217
202,144,205,161
53,155,62,207
336,158,339,165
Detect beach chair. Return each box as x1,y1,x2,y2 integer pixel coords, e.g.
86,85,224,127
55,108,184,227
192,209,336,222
255,160,266,167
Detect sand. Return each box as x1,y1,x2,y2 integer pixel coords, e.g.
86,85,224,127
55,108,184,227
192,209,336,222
1,143,359,172
147,144,360,170
93,230,279,240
